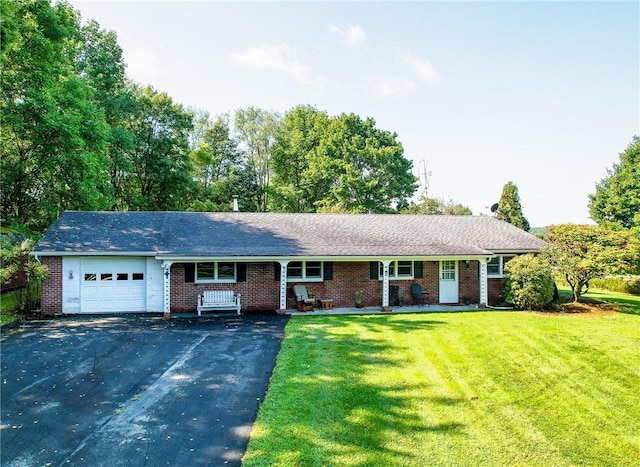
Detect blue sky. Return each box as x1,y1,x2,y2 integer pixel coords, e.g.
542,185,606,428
71,1,639,227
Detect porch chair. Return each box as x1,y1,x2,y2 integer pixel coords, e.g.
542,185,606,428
410,283,429,307
293,284,314,311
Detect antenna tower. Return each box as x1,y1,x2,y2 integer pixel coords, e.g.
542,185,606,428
420,160,432,198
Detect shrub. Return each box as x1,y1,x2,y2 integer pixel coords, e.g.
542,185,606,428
504,254,555,310
589,276,640,295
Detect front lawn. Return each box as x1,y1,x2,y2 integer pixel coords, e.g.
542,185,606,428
244,311,639,466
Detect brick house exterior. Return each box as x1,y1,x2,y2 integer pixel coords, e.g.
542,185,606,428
34,211,546,316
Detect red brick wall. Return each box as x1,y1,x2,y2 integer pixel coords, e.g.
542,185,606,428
488,278,506,305
459,261,481,303
40,258,506,315
41,256,62,315
168,260,502,311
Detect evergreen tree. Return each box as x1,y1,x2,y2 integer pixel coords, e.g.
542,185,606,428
496,181,530,231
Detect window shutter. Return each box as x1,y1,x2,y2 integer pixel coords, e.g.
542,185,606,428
414,261,423,279
369,261,379,280
237,263,247,282
185,263,195,283
323,262,333,280
274,262,281,281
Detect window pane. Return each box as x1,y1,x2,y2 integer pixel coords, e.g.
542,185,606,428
117,273,128,281
197,262,215,280
441,261,456,280
101,273,112,281
217,262,235,280
287,261,303,278
305,261,322,278
487,257,500,275
397,261,413,276
84,273,96,281
132,273,144,281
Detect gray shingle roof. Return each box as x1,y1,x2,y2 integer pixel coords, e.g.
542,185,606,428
34,211,546,258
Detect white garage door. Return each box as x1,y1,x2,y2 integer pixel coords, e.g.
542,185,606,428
81,258,147,313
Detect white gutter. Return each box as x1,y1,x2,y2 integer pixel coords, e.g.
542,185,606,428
31,251,157,257
155,254,495,263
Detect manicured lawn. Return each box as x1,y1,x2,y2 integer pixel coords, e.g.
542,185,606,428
244,311,639,466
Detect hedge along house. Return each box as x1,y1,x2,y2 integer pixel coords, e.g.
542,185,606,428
33,211,547,317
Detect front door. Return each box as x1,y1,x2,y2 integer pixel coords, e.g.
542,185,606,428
439,260,459,303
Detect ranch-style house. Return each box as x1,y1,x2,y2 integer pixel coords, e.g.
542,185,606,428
33,211,547,316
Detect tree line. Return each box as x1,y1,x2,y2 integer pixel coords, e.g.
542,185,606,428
1,0,425,235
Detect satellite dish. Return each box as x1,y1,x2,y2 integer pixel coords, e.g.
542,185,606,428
490,203,499,213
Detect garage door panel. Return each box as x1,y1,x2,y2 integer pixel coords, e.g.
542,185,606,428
80,258,147,313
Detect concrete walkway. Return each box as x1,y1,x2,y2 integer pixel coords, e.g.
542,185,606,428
287,304,483,316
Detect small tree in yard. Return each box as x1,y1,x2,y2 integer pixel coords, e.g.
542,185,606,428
504,254,555,310
542,224,640,302
0,239,49,312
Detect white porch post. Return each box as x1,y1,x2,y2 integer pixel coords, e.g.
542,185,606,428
381,260,391,309
162,261,173,318
479,258,488,307
278,260,289,312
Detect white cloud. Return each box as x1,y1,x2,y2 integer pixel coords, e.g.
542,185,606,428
231,43,316,85
400,52,440,83
329,23,367,47
367,77,417,98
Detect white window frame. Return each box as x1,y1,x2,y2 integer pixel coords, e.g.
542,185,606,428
379,260,414,280
287,261,323,282
487,256,515,278
196,261,237,283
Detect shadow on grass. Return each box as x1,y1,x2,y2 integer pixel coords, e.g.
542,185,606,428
246,315,465,465
556,287,640,315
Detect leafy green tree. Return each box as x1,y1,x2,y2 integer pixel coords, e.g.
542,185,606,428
77,19,136,210
188,112,244,211
589,136,640,230
123,85,194,210
271,109,417,213
234,106,280,212
504,254,555,310
318,113,417,213
403,195,472,215
542,224,640,302
270,105,333,212
496,181,530,231
1,0,112,232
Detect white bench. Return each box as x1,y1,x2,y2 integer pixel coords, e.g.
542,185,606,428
197,290,241,316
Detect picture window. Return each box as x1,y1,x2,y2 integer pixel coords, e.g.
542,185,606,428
196,262,236,282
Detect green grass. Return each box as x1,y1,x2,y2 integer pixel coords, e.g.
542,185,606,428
0,290,20,326
244,311,640,466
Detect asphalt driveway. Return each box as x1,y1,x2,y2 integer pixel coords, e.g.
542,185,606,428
1,314,288,466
